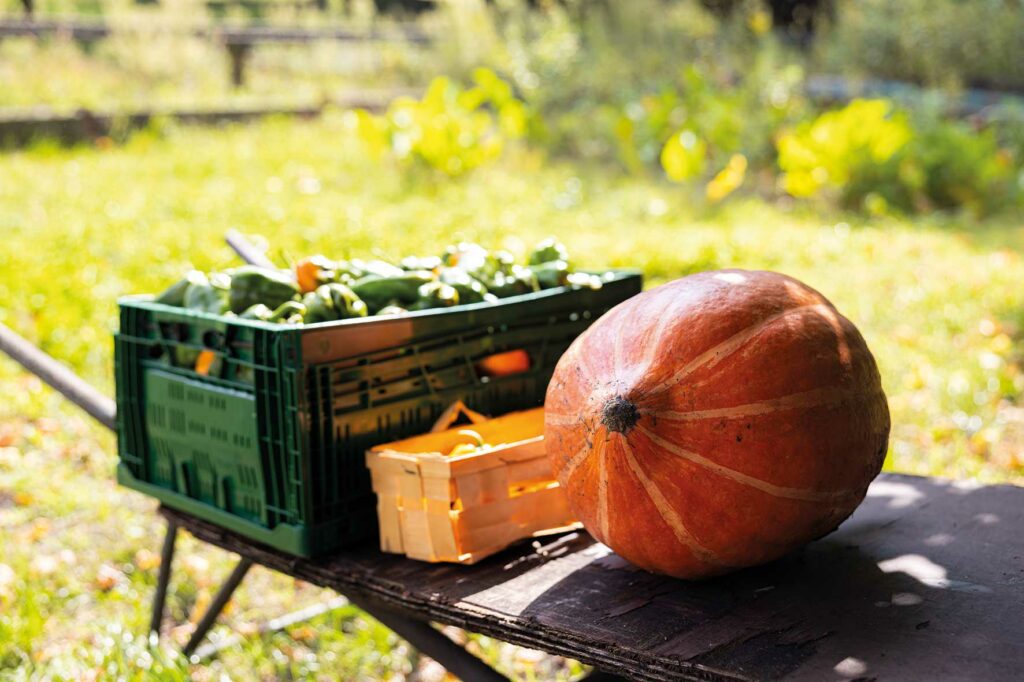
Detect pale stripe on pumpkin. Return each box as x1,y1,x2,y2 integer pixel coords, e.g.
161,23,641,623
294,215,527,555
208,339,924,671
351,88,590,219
645,384,868,422
619,438,729,567
814,302,853,370
636,425,857,503
647,303,836,396
610,293,688,385
545,411,584,426
569,336,601,388
557,443,592,483
597,445,610,542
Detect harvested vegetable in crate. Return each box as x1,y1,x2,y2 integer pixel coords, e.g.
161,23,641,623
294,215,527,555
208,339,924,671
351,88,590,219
117,231,641,557
366,406,578,564
154,239,607,323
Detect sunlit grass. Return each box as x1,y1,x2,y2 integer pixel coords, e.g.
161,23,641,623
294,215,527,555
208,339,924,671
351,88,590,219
0,114,1022,678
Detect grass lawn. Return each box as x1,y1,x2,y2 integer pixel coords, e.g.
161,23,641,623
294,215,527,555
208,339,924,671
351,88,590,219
1,114,1023,679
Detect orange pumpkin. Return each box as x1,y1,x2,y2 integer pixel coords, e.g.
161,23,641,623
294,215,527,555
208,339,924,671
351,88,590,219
544,270,890,579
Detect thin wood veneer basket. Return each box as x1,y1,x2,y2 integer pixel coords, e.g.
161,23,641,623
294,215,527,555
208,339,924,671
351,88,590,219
366,406,578,563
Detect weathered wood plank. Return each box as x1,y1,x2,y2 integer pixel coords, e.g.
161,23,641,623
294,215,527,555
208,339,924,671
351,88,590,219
162,473,1024,680
0,17,428,44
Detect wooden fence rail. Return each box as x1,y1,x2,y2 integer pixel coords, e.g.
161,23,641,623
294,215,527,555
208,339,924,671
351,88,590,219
0,16,429,85
0,91,404,147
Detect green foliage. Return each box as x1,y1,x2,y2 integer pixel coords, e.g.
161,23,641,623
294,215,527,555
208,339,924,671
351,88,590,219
778,99,1020,214
7,0,1024,215
778,99,911,200
454,1,1023,213
816,0,1024,91
660,129,707,182
901,116,1019,214
481,0,804,167
351,69,527,176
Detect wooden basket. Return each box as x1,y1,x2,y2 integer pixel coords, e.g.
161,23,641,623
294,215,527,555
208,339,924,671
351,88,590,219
365,406,578,564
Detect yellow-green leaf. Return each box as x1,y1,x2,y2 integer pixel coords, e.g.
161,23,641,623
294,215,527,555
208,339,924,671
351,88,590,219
661,130,706,182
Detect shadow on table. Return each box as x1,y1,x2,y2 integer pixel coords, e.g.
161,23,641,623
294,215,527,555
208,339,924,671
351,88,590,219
463,473,1023,680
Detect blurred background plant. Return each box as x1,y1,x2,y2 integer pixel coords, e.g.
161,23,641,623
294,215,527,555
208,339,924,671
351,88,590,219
350,67,528,176
814,0,1024,92
3,0,1022,215
416,0,1024,215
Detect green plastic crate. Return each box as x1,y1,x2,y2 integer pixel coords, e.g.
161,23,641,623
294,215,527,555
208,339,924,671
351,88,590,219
115,271,642,556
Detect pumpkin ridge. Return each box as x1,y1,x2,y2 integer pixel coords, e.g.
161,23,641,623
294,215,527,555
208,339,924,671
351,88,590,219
619,438,729,567
596,444,611,542
612,318,626,382
569,337,603,394
631,300,680,381
556,443,592,483
645,384,882,422
647,302,836,397
636,424,860,503
815,302,853,370
667,310,873,400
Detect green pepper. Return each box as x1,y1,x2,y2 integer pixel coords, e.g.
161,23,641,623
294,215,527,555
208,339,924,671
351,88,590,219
477,253,515,285
487,265,540,298
173,346,200,369
329,284,367,319
443,244,516,290
408,281,459,311
228,265,300,314
351,271,436,312
348,258,404,280
438,267,489,304
268,300,307,324
529,238,571,266
302,284,368,323
239,303,274,321
155,270,207,307
492,250,516,273
301,287,331,324
401,255,442,272
567,272,604,290
330,259,364,281
183,272,231,314
375,305,409,316
529,260,571,289
441,242,487,268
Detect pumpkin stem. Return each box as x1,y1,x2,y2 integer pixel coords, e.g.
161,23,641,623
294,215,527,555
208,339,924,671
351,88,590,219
601,395,640,435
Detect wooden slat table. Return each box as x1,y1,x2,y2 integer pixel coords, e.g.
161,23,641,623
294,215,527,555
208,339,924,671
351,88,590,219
158,472,1024,680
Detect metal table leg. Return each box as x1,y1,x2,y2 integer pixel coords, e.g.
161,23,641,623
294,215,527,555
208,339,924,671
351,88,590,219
347,595,509,682
150,519,179,637
183,557,254,657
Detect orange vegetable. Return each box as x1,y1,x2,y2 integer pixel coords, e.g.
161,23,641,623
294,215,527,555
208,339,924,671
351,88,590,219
545,270,890,579
294,255,333,294
475,349,531,378
195,350,217,376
